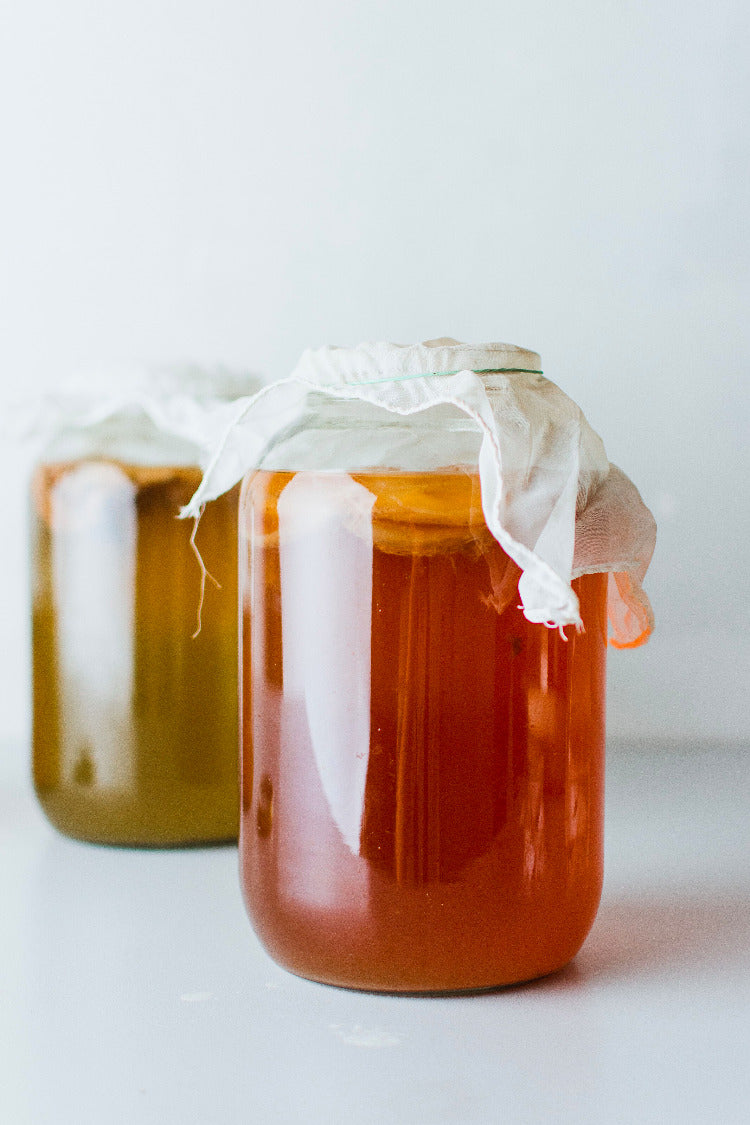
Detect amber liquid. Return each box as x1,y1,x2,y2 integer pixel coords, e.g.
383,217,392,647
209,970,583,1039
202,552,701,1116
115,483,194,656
240,470,608,992
32,461,240,846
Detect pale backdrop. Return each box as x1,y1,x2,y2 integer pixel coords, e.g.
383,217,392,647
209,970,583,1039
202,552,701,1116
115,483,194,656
1,0,747,749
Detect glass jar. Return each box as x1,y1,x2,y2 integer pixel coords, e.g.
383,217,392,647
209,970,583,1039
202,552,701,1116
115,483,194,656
238,396,609,991
31,372,256,846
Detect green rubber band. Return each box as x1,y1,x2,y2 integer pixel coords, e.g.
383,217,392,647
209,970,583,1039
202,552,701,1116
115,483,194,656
354,367,543,387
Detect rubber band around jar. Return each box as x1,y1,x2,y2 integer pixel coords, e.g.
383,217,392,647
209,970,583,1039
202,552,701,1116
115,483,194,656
351,367,544,386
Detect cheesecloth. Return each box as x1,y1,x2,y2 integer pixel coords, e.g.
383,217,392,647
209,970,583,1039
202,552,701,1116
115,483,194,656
183,340,655,647
14,365,263,466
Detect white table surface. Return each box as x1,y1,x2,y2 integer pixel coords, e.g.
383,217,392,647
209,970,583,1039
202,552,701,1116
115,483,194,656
2,738,749,1125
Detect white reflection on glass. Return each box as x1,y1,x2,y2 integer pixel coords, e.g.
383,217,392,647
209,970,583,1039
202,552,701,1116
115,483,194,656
277,473,375,855
52,463,137,788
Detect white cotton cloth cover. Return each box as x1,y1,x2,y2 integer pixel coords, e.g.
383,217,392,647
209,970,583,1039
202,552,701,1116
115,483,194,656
13,365,263,466
184,339,656,647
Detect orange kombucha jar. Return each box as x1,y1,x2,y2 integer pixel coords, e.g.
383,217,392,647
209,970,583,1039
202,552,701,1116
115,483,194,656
239,465,608,991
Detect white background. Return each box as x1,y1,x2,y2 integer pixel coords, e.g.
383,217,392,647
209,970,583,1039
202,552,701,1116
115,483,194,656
1,0,748,748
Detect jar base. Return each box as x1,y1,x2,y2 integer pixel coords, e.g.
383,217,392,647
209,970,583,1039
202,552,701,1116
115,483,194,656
35,787,238,848
246,897,600,995
256,947,584,995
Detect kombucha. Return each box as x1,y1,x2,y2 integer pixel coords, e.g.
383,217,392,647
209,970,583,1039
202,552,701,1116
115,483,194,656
32,461,240,846
240,470,608,991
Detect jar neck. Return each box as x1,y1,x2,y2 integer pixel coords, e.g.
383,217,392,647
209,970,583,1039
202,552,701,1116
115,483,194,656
260,392,483,473
40,414,201,467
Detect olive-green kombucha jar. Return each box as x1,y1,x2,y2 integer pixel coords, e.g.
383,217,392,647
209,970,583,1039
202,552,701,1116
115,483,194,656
30,369,258,846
